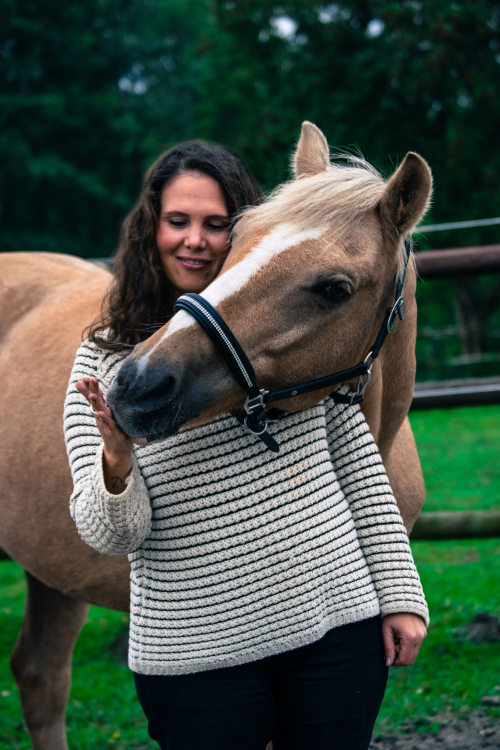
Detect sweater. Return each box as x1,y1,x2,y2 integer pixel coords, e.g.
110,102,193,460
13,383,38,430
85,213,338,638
64,339,428,676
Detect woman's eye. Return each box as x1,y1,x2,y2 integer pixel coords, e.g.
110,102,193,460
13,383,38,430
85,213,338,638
320,283,350,302
206,223,230,232
169,220,187,228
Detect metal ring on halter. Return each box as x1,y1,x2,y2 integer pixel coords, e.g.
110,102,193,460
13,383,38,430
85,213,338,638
350,366,373,405
363,351,375,374
387,297,404,333
243,416,269,436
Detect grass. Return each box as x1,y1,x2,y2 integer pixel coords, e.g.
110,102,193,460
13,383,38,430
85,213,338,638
1,405,499,747
0,562,154,749
375,538,500,736
409,405,500,512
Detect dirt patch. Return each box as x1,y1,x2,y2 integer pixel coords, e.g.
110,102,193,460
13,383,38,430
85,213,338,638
453,613,500,644
370,713,500,750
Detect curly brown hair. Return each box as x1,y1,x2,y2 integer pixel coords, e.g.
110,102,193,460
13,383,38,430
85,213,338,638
86,141,263,350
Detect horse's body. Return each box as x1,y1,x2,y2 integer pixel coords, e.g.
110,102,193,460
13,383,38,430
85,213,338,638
0,123,431,750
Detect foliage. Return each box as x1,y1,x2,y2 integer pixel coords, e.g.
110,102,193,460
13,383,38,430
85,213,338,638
1,0,500,372
2,0,500,257
0,0,206,257
197,0,500,234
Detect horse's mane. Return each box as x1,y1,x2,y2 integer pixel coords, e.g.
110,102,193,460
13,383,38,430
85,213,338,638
238,154,410,282
240,155,384,237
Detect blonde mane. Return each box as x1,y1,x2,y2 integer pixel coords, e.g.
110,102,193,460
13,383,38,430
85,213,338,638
239,155,387,241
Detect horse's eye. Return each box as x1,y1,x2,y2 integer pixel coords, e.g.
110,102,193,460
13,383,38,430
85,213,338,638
320,283,350,302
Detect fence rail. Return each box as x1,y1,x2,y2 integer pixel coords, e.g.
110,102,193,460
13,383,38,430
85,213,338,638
411,377,500,410
411,511,500,540
1,238,495,563
415,244,500,279
2,508,499,562
89,239,500,274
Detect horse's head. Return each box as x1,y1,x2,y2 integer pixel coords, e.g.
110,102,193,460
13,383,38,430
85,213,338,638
107,122,432,441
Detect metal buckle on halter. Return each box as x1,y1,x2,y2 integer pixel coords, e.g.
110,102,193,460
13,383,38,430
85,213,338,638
387,296,404,333
244,389,269,415
243,389,270,435
350,352,374,405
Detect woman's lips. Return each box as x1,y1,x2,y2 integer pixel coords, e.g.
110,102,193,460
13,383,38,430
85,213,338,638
177,256,212,271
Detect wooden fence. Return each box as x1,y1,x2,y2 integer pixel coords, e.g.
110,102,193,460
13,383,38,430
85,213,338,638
1,244,498,562
415,244,500,279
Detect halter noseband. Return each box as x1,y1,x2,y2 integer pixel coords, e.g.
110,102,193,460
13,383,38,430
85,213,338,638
174,236,411,453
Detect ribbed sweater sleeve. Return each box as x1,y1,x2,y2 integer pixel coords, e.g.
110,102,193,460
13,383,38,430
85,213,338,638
325,398,429,626
64,341,152,556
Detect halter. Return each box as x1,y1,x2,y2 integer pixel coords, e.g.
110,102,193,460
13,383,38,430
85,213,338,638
174,236,411,453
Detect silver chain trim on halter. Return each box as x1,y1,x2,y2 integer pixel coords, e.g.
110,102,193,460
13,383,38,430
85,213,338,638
178,296,254,389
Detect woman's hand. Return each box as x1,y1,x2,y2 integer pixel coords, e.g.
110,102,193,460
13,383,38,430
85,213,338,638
382,613,427,667
75,377,147,494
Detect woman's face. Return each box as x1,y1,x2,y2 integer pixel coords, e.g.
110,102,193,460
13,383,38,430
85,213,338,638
157,172,231,298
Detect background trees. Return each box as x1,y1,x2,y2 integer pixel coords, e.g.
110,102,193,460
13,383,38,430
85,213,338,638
1,0,499,376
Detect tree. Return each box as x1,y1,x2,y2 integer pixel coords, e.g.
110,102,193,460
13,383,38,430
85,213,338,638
0,0,205,257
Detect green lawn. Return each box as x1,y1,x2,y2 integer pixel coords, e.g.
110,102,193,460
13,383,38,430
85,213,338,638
410,405,500,512
375,538,500,736
1,405,499,747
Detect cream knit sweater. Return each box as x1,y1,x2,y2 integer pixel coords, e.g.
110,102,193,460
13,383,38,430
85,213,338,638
64,340,428,676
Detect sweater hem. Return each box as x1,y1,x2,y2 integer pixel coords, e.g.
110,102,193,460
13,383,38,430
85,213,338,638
129,601,381,676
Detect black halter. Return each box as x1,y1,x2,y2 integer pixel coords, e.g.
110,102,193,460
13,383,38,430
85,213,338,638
174,236,411,453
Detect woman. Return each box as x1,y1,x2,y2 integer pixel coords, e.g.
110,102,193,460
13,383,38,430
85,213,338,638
65,140,428,750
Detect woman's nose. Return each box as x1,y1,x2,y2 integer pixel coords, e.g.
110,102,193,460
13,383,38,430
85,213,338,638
184,223,206,249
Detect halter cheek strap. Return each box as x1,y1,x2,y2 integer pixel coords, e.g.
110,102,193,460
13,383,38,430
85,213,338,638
174,236,411,453
172,293,280,452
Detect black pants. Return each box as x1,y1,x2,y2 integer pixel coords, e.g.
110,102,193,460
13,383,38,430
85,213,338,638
133,616,388,750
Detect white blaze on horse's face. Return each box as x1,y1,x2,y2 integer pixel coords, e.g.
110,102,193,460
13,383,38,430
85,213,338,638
137,223,328,374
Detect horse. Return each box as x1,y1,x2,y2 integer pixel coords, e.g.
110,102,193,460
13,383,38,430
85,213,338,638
0,121,431,750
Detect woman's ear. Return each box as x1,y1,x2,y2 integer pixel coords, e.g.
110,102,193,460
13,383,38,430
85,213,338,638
292,121,330,178
378,152,433,238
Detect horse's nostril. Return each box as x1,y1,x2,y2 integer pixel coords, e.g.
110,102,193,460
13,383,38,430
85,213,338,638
116,358,138,391
113,355,180,414
137,374,177,407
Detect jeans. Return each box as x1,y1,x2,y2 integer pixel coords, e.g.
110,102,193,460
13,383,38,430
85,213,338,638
133,615,388,750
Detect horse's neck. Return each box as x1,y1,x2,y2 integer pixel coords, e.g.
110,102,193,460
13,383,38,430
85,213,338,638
361,262,417,455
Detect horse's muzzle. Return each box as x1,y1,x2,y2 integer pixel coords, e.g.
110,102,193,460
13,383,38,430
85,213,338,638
106,353,225,443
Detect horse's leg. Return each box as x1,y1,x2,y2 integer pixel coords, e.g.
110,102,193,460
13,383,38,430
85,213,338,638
10,571,89,750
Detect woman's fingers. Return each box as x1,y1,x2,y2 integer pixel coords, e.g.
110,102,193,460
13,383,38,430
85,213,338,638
88,377,107,412
382,613,427,667
76,378,110,416
75,377,146,451
382,624,397,667
393,636,416,666
396,640,421,667
75,379,92,400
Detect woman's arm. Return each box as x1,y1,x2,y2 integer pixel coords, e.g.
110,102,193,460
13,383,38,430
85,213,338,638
64,340,152,555
324,396,428,666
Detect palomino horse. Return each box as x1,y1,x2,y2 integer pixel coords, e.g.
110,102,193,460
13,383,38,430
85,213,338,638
0,122,431,750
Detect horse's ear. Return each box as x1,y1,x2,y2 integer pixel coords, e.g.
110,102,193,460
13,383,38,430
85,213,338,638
292,121,330,178
378,152,432,237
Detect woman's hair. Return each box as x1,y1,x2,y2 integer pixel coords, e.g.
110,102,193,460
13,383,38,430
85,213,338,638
86,141,263,350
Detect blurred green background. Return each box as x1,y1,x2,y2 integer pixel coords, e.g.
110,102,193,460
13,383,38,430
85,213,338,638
1,0,500,378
